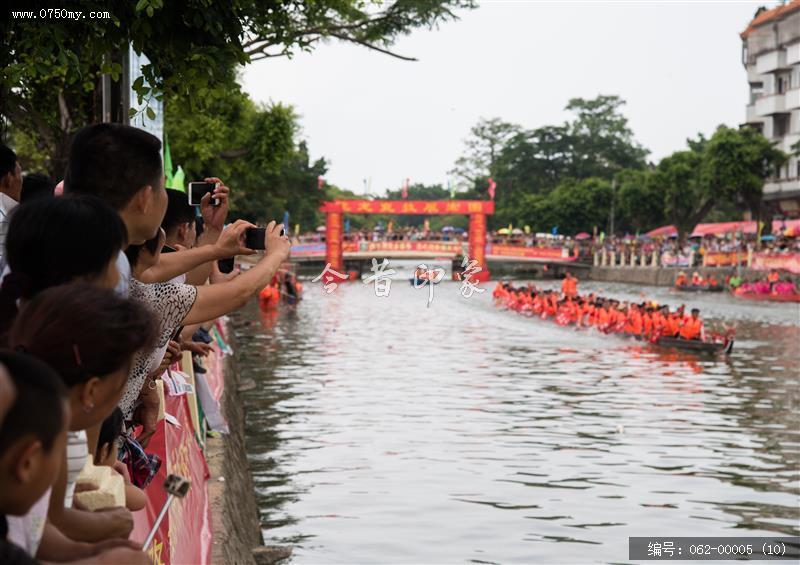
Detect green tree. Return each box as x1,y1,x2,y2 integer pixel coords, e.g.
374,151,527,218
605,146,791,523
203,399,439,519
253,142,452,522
450,117,520,191
164,75,325,230
702,125,786,234
455,95,649,229
519,177,613,235
565,95,649,179
652,148,708,244
615,168,664,233
1,0,475,177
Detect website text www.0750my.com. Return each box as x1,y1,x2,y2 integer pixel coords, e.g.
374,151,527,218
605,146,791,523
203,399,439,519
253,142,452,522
11,9,111,20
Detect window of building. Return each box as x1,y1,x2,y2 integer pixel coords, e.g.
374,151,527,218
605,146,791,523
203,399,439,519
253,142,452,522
774,114,790,137
750,82,764,103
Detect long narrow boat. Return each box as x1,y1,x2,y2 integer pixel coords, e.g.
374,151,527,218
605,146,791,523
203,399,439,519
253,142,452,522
655,336,734,354
732,292,800,303
494,293,734,355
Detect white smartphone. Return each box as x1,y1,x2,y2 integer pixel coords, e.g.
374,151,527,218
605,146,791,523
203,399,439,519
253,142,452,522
187,181,220,206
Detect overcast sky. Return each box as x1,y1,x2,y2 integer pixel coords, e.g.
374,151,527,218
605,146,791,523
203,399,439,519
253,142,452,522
242,1,766,196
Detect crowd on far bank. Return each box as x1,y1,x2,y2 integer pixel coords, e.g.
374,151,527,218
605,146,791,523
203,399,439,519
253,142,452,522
293,221,800,267
0,129,291,564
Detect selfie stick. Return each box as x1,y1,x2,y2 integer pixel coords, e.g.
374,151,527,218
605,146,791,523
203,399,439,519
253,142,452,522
142,474,191,551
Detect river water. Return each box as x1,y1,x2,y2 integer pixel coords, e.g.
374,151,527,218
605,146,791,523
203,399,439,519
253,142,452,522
231,262,800,564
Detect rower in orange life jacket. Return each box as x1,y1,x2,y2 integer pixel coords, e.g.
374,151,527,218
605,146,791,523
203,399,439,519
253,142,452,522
679,308,705,340
597,303,611,328
492,282,505,299
626,304,643,335
691,272,703,286
768,270,780,284
665,312,681,337
642,308,653,337
651,306,668,335
561,272,578,298
675,271,687,287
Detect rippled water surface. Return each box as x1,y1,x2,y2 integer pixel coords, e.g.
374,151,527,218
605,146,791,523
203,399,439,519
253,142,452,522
231,269,800,564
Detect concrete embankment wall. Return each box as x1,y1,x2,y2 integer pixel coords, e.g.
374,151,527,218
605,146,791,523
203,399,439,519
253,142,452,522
588,266,769,287
207,342,263,564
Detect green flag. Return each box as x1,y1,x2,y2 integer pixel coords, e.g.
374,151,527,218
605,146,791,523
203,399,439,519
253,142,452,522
168,165,185,193
163,134,174,185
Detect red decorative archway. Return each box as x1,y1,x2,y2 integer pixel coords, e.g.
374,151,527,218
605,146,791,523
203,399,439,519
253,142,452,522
319,200,494,281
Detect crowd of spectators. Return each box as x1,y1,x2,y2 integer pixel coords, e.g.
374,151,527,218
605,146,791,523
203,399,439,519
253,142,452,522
0,127,290,564
295,222,800,266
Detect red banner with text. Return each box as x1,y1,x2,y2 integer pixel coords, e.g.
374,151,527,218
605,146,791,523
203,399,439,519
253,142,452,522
320,200,494,215
703,251,747,267
130,384,213,564
486,244,576,261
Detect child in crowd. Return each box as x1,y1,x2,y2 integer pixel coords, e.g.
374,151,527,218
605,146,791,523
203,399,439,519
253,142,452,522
7,284,157,549
0,351,69,565
0,352,149,565
93,409,146,512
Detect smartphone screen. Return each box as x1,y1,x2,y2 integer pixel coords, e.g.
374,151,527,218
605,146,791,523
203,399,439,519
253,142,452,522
244,227,267,250
188,182,220,206
218,257,235,274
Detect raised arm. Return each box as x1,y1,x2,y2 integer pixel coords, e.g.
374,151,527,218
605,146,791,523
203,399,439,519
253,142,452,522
182,221,290,325
138,219,256,283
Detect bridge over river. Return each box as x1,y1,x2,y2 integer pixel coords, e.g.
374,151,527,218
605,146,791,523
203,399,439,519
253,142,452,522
290,239,590,279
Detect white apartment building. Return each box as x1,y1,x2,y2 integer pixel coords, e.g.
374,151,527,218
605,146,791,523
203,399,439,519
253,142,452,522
742,1,800,218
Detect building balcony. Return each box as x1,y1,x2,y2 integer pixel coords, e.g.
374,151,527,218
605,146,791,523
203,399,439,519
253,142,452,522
764,178,800,198
755,93,786,115
756,49,789,73
783,133,800,153
787,41,800,65
745,65,764,84
745,104,763,124
786,88,800,110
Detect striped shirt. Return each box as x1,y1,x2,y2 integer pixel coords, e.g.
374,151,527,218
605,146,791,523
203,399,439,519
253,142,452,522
65,430,88,508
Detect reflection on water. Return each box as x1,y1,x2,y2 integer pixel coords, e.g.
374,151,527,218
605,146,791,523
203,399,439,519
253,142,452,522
231,273,800,564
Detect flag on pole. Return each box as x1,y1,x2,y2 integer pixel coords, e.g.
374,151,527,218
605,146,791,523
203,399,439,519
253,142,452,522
282,211,290,231
488,177,496,200
402,178,409,199
448,179,455,199
317,175,325,190
344,218,350,234
294,223,300,237
163,134,174,185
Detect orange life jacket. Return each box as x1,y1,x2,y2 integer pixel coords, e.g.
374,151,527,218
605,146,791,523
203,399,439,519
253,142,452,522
680,317,703,340
643,313,653,336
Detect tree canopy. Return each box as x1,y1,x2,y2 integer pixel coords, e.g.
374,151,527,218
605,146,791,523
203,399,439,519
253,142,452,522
1,0,475,177
451,95,784,237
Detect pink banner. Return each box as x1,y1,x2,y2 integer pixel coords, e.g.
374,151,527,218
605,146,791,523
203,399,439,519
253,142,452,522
751,252,800,274
131,349,219,564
